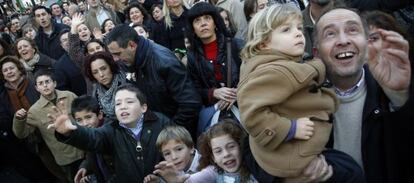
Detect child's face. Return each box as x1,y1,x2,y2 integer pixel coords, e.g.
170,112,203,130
115,90,147,128
265,17,305,57
161,140,194,171
211,134,241,173
35,75,56,98
74,110,102,128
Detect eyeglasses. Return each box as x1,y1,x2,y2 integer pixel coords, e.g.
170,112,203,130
36,79,53,86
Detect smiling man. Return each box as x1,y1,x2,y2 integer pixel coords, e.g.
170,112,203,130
314,7,413,183
33,5,69,60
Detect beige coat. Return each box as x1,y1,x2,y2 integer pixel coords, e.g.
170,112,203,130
13,90,84,166
237,50,338,177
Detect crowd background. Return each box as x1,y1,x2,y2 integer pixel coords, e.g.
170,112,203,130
0,0,413,182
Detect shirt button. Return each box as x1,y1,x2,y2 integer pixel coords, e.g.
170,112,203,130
209,60,213,63
265,129,273,136
374,109,380,114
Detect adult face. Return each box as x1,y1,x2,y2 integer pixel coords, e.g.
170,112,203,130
86,42,104,55
129,7,144,25
51,4,62,16
107,41,136,65
90,58,114,88
265,17,305,57
34,8,52,29
115,89,148,128
1,62,23,84
315,9,367,81
77,24,92,42
104,20,115,33
87,0,100,8
134,26,148,38
161,140,194,171
24,28,37,40
192,15,217,44
152,7,164,22
211,134,241,173
368,26,382,52
219,11,230,29
60,32,69,52
74,110,102,128
35,75,56,98
62,3,69,12
166,0,181,8
10,18,20,33
62,16,72,26
17,40,36,61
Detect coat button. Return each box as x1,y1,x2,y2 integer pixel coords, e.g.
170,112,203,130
209,60,213,63
374,109,380,114
265,129,273,136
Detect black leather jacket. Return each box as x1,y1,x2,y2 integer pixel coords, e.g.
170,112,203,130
131,37,202,134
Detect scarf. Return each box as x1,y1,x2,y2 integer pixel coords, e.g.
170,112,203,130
6,77,31,112
95,72,127,119
20,53,40,72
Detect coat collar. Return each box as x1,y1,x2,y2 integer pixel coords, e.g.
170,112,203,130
38,89,68,108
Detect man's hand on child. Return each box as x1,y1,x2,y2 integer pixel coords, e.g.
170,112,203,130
294,118,314,140
143,174,161,183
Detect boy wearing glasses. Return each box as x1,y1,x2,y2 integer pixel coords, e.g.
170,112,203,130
12,69,84,183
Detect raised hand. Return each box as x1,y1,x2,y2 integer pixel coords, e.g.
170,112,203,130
367,29,411,91
143,174,160,183
74,168,88,183
47,101,77,135
71,13,85,34
93,27,104,41
15,108,27,120
153,161,189,183
294,118,314,140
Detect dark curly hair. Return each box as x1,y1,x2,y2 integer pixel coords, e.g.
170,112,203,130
197,119,250,182
84,51,119,82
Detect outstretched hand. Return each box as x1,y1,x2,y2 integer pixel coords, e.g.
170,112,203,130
153,161,190,183
47,101,77,135
71,13,85,34
367,29,411,91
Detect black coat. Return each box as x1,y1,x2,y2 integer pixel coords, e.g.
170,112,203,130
35,22,69,60
54,53,87,96
132,37,202,137
159,8,188,51
327,69,414,183
187,35,244,106
57,111,170,182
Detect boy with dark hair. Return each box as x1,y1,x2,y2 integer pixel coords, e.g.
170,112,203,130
12,69,84,183
71,95,114,183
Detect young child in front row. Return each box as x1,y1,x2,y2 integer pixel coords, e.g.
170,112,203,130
152,120,258,183
144,125,201,183
237,4,363,182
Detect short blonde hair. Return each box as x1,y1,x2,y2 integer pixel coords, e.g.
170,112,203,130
156,125,194,152
241,4,302,59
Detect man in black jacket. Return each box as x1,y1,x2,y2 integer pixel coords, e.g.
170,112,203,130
314,7,413,183
33,6,69,60
105,25,202,140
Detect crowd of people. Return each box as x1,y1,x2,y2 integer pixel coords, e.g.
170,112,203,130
0,0,413,182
